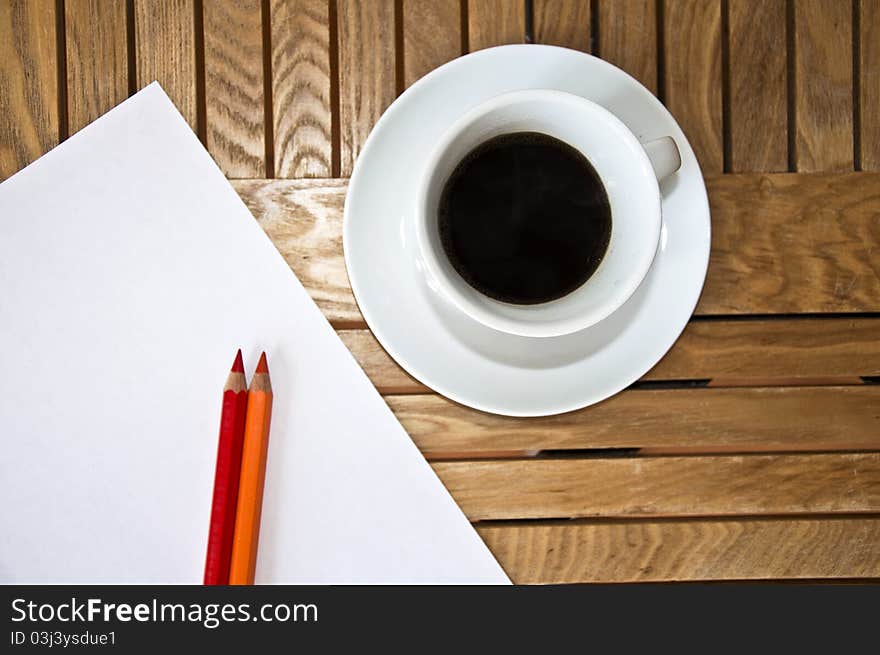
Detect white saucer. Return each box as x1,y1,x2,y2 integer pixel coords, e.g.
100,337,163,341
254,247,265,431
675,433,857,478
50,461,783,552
343,45,711,417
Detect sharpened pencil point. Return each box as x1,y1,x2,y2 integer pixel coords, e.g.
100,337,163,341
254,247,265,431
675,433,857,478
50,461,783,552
231,349,244,373
255,352,268,374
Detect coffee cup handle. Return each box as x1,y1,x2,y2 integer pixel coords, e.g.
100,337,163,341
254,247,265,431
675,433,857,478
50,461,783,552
642,136,682,182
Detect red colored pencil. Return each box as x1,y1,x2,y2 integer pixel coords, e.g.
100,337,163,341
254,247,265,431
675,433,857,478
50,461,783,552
204,350,248,585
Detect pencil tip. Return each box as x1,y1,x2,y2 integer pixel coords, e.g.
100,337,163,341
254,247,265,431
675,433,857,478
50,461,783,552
231,349,244,373
255,351,268,374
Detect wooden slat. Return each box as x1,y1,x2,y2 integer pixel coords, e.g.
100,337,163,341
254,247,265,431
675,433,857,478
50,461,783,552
233,178,359,323
728,0,787,172
0,0,58,180
533,0,590,52
650,318,880,384
861,0,880,171
467,0,527,51
64,0,128,136
700,172,880,314
271,0,332,178
338,0,395,176
232,173,880,323
434,453,880,520
204,0,264,177
340,318,880,393
597,0,657,93
134,0,197,131
390,386,880,455
478,518,880,582
663,0,723,173
793,0,853,172
402,0,461,88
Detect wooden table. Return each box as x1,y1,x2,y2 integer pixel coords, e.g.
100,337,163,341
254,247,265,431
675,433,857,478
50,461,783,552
2,0,878,583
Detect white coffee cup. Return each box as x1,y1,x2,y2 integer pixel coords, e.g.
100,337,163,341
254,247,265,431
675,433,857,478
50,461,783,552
414,89,681,338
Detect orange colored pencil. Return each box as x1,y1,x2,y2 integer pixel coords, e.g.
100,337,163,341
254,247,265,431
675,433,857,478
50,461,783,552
204,350,248,585
229,352,273,585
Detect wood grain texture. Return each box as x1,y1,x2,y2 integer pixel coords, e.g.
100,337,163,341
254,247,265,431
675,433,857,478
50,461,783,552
663,0,723,173
700,173,880,314
597,0,657,93
728,0,787,172
390,386,880,456
402,0,461,87
650,318,880,384
134,0,198,131
271,0,332,177
232,173,880,323
479,518,880,582
0,0,58,180
338,0,395,176
233,178,359,323
339,318,880,393
861,0,880,170
467,0,527,50
437,453,880,520
794,0,853,171
64,0,128,136
204,0,265,177
533,0,590,51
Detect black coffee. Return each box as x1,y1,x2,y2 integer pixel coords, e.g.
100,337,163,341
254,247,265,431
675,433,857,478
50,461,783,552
438,131,611,305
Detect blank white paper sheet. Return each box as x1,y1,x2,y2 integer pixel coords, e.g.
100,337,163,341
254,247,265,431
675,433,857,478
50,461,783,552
0,84,509,584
